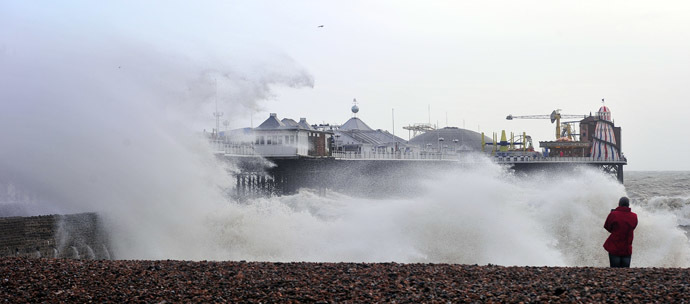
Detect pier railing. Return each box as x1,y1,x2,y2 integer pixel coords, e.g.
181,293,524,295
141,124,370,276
332,152,627,164
213,141,626,164
493,156,627,164
331,151,461,160
211,141,258,156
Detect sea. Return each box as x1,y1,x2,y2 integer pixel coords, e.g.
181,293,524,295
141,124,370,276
2,160,690,268
3,23,683,267
625,171,690,226
4,16,684,267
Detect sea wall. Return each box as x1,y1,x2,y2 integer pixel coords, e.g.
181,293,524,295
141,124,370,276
0,213,111,259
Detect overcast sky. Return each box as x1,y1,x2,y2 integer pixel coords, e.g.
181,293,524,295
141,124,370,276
2,1,690,171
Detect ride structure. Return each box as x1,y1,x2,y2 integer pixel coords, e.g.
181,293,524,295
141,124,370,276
506,110,586,140
497,101,626,182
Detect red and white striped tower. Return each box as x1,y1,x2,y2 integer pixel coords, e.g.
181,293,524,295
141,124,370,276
590,104,620,161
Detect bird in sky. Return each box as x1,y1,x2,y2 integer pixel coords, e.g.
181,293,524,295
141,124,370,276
317,25,324,28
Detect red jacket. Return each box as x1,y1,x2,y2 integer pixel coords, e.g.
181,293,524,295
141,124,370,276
603,206,638,256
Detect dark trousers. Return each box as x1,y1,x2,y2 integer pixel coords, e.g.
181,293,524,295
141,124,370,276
609,253,632,268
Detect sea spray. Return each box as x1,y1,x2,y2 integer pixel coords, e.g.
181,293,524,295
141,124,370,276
2,4,689,266
0,11,313,260
207,165,690,267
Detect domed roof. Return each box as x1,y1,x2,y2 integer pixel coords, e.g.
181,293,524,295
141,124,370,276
597,105,611,121
409,127,492,151
340,117,373,131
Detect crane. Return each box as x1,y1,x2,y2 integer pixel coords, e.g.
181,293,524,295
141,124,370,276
506,110,586,140
403,123,435,139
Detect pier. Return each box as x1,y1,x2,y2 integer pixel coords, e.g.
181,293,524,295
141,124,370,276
218,103,627,198
226,151,626,198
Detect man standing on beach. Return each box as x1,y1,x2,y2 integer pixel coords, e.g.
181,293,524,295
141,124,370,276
603,196,638,268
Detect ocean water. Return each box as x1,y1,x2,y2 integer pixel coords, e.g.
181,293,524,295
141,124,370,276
2,152,690,267
625,171,690,227
200,166,690,267
3,0,688,268
3,9,687,267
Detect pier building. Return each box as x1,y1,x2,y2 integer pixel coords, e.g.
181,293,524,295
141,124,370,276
216,101,627,198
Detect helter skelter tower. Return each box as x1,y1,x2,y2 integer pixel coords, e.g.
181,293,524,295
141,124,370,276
590,103,620,161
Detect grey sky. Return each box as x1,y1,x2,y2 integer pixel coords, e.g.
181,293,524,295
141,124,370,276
3,1,690,171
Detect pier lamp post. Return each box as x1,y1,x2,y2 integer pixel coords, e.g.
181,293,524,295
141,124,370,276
334,134,340,156
453,138,459,153
438,137,444,159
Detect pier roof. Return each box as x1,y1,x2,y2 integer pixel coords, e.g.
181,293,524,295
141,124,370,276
340,117,373,131
257,114,316,131
409,127,491,151
337,129,405,146
257,113,285,129
281,118,298,127
298,118,314,130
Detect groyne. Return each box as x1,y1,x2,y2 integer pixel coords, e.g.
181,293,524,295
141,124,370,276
0,213,111,259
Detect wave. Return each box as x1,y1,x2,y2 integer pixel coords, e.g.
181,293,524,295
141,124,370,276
195,165,690,267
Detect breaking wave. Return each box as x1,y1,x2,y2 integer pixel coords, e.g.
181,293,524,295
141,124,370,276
2,3,689,266
203,166,690,267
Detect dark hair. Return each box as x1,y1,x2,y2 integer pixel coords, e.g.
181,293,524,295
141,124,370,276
619,196,630,207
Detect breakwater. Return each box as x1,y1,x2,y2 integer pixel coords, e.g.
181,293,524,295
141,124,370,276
0,213,111,259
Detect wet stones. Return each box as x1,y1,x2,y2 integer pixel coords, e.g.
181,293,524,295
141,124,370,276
2,257,690,303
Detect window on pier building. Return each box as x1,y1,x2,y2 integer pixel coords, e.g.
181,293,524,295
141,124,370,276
290,135,295,145
266,136,272,145
285,135,289,145
256,136,265,145
272,135,278,145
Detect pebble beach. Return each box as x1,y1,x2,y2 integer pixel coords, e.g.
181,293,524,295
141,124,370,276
1,257,689,303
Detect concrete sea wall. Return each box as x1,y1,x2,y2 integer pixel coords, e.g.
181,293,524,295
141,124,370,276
0,213,111,259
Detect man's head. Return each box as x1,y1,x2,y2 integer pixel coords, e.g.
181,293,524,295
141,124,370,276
619,196,630,207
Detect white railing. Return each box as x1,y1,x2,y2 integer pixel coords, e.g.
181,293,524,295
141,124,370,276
332,151,626,163
213,141,627,164
211,141,258,156
494,156,627,164
332,151,463,160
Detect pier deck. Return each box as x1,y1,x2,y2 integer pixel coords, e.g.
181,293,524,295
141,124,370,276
225,152,626,198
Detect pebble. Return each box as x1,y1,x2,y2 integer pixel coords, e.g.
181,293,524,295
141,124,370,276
1,257,689,303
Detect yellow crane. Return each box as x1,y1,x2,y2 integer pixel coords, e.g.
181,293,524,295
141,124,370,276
506,110,586,140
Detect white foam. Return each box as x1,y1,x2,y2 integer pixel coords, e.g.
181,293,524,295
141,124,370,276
198,165,690,266
0,15,312,260
2,9,688,266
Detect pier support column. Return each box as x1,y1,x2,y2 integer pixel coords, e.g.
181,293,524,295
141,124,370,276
599,164,624,184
